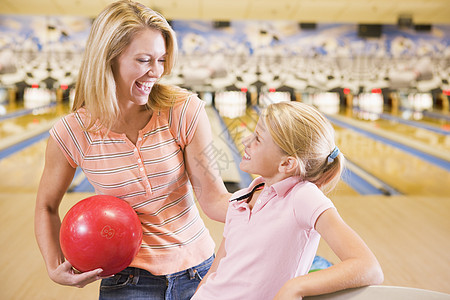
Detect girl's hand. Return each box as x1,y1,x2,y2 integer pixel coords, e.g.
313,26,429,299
49,261,104,288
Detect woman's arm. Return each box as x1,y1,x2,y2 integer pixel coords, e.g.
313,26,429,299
184,107,231,222
34,138,103,287
196,237,227,292
274,208,383,299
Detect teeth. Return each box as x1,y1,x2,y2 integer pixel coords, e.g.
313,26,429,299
243,152,250,159
137,81,153,88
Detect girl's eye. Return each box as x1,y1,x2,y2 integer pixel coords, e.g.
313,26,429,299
138,59,150,63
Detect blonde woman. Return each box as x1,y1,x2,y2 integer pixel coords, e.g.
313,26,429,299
193,102,383,299
34,1,230,299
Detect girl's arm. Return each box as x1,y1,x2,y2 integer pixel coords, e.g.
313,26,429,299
196,237,227,292
34,138,104,287
184,107,231,222
274,208,384,299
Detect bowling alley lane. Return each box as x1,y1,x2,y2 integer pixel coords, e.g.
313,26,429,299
343,109,450,156
0,138,47,193
332,122,450,196
401,110,450,129
0,103,70,149
0,103,71,194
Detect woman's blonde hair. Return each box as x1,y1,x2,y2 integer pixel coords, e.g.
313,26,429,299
262,102,344,193
73,0,190,131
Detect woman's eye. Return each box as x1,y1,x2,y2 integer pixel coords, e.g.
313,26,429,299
138,59,150,63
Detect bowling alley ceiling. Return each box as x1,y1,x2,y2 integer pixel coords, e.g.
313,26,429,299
1,0,449,24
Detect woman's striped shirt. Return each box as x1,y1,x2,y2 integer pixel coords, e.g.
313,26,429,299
50,96,215,275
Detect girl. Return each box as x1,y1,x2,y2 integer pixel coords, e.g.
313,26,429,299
192,102,383,299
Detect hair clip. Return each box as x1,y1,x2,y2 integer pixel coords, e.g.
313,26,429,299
327,146,340,163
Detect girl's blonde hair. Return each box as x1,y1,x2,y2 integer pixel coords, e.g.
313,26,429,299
73,0,190,131
262,102,344,193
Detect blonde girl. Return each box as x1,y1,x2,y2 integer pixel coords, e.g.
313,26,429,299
193,102,383,299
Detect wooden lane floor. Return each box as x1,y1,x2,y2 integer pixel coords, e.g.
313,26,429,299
0,192,101,300
0,103,70,135
345,109,450,156
0,101,25,114
0,103,70,152
398,109,450,128
0,139,47,193
334,123,450,196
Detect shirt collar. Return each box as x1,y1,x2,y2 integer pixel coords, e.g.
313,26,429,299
266,176,302,198
230,176,302,202
229,177,265,202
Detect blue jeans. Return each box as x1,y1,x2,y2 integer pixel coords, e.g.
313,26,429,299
99,255,214,300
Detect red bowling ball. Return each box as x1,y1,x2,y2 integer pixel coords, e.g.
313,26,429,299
60,195,142,276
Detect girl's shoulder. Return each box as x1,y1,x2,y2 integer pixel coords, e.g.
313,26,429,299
289,180,332,208
292,180,323,195
290,181,335,228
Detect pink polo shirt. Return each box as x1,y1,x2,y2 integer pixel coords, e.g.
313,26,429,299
193,176,335,300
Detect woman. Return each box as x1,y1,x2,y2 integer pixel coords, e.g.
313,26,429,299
34,1,230,299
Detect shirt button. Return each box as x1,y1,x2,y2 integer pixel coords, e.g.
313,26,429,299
140,167,144,171
138,159,142,163
134,148,138,152
138,137,142,141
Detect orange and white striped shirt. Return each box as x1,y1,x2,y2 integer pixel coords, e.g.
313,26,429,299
50,96,215,275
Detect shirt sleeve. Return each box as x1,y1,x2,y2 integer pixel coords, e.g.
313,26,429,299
292,182,335,230
49,112,88,168
168,95,205,150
